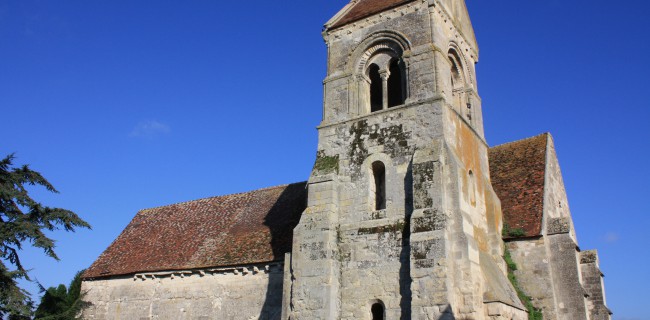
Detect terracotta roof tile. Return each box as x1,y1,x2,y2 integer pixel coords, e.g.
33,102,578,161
330,0,416,29
84,182,307,279
489,134,549,239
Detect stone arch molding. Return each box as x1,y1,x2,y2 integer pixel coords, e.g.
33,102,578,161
448,41,474,86
348,31,411,115
362,153,393,178
368,298,387,320
348,30,412,75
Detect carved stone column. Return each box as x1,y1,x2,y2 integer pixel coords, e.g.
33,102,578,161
379,69,390,110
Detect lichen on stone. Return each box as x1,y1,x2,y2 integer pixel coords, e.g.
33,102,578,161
412,161,436,209
346,119,413,180
357,220,405,236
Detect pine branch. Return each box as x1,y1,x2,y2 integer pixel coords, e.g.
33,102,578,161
0,154,90,317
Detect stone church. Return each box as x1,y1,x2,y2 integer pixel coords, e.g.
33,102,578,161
81,0,611,319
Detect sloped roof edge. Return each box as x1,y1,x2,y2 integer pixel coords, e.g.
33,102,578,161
84,182,307,279
327,0,417,30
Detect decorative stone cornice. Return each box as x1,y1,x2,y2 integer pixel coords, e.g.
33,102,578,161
132,262,283,282
325,0,429,41
324,0,477,61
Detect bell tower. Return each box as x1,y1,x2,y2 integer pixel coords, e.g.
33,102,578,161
289,1,527,319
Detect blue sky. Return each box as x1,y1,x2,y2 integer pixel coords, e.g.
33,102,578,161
1,0,648,319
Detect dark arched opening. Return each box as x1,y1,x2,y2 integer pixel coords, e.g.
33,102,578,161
369,64,383,112
371,302,385,320
387,59,404,108
372,161,386,210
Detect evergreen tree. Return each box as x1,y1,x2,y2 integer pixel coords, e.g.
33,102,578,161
0,154,90,318
34,270,87,319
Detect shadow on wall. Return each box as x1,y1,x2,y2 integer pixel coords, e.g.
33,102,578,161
439,305,456,319
400,161,414,320
259,182,307,320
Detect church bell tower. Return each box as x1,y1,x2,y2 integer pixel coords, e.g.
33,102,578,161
289,1,527,319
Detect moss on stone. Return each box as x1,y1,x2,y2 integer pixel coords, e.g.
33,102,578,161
312,150,339,175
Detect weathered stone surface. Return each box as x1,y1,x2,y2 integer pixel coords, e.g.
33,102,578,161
290,1,523,318
506,238,558,319
81,263,284,320
547,217,571,235
580,250,612,320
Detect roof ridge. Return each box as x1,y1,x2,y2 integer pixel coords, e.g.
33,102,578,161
139,181,307,213
489,132,550,150
329,0,417,29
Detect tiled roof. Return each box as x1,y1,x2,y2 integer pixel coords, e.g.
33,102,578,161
329,0,416,29
84,182,307,279
489,134,549,239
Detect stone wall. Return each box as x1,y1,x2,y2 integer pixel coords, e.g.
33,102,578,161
506,237,558,318
543,135,577,240
543,134,589,320
580,250,612,320
289,1,525,318
81,263,284,320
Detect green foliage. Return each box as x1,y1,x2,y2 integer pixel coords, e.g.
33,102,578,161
0,154,91,318
503,246,518,272
34,270,88,320
502,223,526,238
312,151,339,175
503,247,543,320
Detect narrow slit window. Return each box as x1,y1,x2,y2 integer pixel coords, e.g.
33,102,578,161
371,302,384,320
469,170,477,206
372,161,386,210
369,64,383,112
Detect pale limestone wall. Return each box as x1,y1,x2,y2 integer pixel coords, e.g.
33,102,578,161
580,250,612,320
543,135,577,240
322,1,483,137
546,234,588,320
290,1,524,318
436,0,478,51
323,1,436,124
81,263,283,320
291,101,448,319
506,238,558,319
543,134,589,320
291,104,525,319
